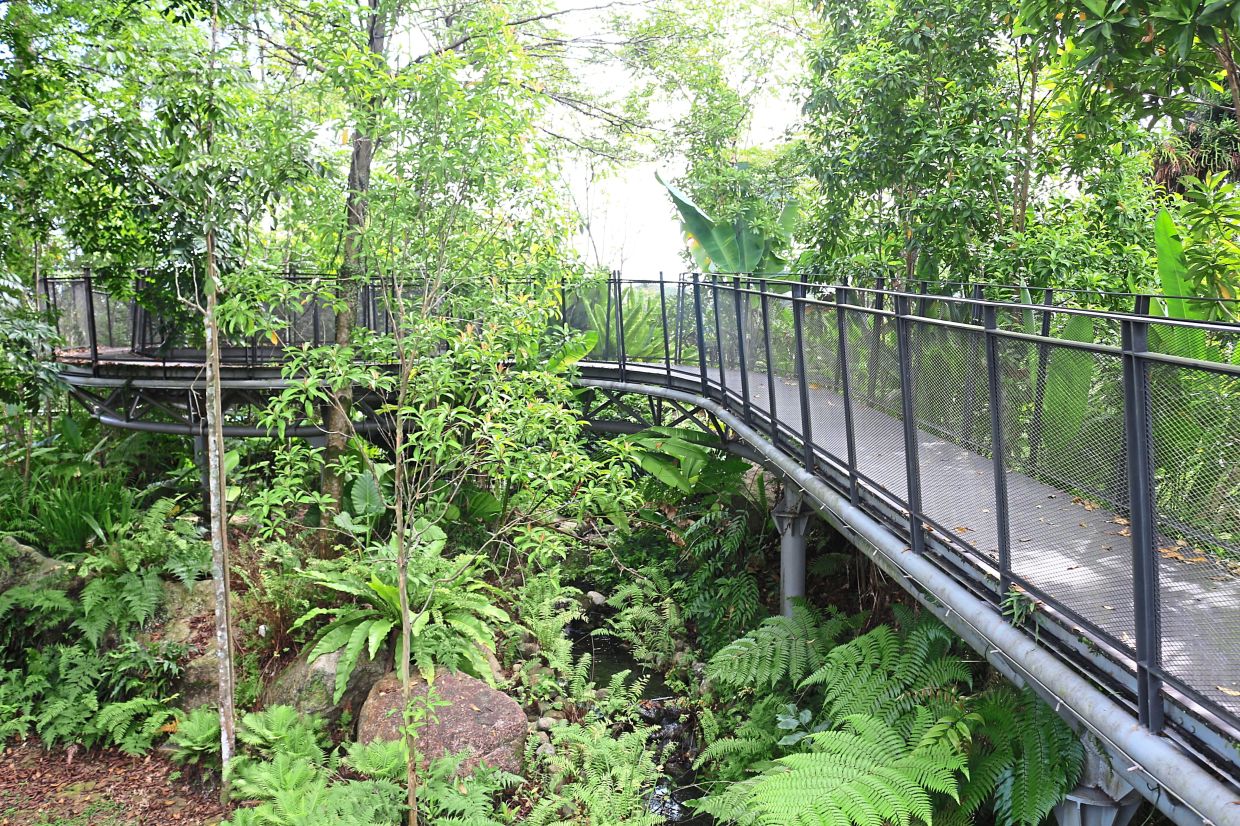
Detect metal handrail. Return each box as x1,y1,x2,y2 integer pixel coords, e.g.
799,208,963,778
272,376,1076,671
41,270,1240,781
565,274,1240,774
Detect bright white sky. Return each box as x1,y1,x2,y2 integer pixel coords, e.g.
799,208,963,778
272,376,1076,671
550,0,804,277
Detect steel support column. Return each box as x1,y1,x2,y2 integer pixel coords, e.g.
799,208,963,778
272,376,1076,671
1053,738,1142,826
773,484,811,617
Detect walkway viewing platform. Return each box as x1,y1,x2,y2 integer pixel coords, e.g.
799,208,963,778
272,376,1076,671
38,271,1240,824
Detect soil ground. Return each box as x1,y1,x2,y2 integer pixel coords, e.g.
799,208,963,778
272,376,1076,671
0,741,228,826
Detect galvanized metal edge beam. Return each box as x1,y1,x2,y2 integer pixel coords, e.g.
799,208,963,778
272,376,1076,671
577,377,1240,826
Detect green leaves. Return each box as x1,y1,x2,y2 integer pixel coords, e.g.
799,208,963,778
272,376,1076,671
348,471,385,517
657,171,789,274
293,529,506,703
546,330,598,373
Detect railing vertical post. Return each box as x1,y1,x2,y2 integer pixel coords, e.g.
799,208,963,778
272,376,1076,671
1123,296,1164,733
835,287,860,504
867,276,886,404
83,267,99,376
1027,287,1055,470
961,283,985,443
895,293,925,555
983,305,1013,595
613,271,627,383
711,275,728,402
602,276,614,359
760,279,779,446
312,290,321,345
659,273,672,387
791,278,815,473
673,277,686,365
692,274,709,397
733,277,752,425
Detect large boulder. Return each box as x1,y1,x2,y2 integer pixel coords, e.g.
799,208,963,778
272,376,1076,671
157,580,219,710
0,536,76,592
178,640,221,711
261,647,388,724
358,671,526,775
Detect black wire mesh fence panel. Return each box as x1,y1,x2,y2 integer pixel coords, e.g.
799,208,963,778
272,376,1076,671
668,282,699,373
44,279,91,350
1148,361,1240,711
995,333,1134,648
841,307,909,503
800,301,849,466
742,288,772,418
908,317,1000,568
764,292,806,452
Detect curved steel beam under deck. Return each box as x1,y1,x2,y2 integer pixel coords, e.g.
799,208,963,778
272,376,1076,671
576,371,1240,826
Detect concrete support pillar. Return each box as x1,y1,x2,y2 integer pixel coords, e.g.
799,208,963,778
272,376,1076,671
1054,737,1142,826
773,484,811,617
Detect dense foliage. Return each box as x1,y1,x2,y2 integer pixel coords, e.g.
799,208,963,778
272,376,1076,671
3,0,1218,822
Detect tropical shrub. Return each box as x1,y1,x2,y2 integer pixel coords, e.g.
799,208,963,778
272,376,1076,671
293,521,509,702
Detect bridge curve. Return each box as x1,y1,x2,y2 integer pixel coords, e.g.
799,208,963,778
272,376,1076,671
570,275,1240,826
38,272,1240,824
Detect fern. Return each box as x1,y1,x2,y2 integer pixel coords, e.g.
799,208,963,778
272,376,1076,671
972,686,1084,826
600,571,685,669
74,569,164,647
170,705,223,769
226,718,514,825
802,616,970,729
237,705,328,762
696,710,969,826
513,571,584,674
0,583,74,647
698,610,1083,826
95,696,177,755
525,720,666,826
694,697,785,780
707,602,858,692
0,668,36,744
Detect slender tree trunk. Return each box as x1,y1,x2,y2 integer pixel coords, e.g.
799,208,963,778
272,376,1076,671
388,276,420,826
320,1,388,550
1215,29,1240,125
204,4,236,801
204,230,237,803
1013,52,1039,236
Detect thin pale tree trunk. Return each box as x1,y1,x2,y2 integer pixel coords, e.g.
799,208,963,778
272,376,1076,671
204,229,237,802
204,2,236,801
389,278,419,826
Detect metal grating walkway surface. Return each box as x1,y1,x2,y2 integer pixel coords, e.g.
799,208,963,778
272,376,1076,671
569,274,1240,759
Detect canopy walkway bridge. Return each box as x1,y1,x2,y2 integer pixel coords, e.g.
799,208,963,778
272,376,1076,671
38,272,1240,826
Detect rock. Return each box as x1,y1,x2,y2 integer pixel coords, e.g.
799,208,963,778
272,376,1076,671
158,580,220,710
261,647,388,724
585,590,606,607
178,641,220,710
536,716,557,732
358,670,526,775
481,645,505,684
536,742,556,759
161,580,215,647
0,536,76,592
